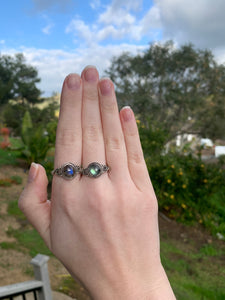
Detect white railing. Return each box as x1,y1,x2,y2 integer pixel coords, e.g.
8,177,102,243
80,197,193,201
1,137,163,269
0,254,52,300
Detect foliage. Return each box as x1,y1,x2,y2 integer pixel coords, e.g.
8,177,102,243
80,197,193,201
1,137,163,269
18,110,55,182
148,154,225,236
138,117,168,160
106,41,225,141
0,53,41,106
0,146,21,166
21,111,33,146
3,98,58,136
137,119,225,236
20,111,50,165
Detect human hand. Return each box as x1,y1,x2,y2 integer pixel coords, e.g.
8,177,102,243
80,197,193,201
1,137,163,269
19,66,175,299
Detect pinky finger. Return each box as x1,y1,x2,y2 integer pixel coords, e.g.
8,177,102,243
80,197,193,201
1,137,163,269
120,106,151,190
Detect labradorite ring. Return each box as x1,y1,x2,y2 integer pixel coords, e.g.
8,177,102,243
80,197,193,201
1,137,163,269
52,163,82,180
83,162,109,178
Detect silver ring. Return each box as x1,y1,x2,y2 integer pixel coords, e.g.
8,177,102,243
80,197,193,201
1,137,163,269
83,162,109,178
52,163,82,180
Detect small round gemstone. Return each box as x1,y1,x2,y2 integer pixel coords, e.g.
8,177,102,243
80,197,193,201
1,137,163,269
63,164,75,178
88,163,101,177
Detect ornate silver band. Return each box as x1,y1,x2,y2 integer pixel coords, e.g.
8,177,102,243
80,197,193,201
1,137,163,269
83,162,109,178
52,163,82,180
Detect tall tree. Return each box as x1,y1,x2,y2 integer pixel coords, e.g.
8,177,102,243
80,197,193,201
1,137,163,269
106,41,225,141
0,53,41,106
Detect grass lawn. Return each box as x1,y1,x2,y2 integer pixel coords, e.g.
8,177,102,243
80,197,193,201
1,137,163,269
0,137,24,166
161,238,225,299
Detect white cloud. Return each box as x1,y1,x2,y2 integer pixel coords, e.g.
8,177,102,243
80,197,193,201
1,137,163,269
0,40,5,45
154,0,225,49
90,0,101,10
1,44,147,96
66,1,156,44
98,6,135,26
42,23,54,35
41,15,54,35
66,18,95,46
140,6,161,32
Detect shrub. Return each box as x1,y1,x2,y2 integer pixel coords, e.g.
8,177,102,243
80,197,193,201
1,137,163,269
138,119,225,236
20,111,52,165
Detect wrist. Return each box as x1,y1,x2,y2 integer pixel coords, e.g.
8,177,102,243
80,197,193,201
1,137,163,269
81,264,175,300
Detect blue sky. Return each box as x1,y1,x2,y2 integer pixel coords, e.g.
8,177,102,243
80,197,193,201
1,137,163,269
1,0,225,96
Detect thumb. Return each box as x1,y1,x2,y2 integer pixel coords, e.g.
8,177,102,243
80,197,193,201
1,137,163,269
19,163,51,249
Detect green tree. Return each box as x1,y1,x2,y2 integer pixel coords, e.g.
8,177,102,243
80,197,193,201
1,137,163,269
106,41,225,141
0,53,41,106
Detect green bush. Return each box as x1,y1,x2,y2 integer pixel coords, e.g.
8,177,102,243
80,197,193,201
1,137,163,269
138,120,225,236
150,153,225,235
20,111,54,166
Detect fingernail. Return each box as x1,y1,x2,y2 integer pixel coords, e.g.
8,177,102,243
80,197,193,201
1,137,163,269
121,106,133,122
28,163,38,182
83,66,98,83
66,74,81,90
99,78,113,96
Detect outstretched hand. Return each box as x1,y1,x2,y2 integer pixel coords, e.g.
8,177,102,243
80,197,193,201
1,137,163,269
19,66,175,299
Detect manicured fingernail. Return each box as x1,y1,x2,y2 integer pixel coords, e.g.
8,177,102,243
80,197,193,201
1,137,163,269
121,106,133,122
66,74,81,90
83,66,98,83
99,78,113,96
28,163,38,182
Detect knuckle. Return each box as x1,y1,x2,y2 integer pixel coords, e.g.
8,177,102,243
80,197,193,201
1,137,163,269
83,125,102,141
105,135,123,151
101,98,115,112
129,151,144,164
56,128,80,146
85,90,98,102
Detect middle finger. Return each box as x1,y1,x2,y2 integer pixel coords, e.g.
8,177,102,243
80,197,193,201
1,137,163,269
81,66,105,167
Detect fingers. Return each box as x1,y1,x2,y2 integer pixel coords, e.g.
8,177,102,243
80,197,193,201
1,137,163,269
55,73,82,168
54,67,150,189
98,78,129,180
81,66,105,166
18,163,51,248
120,107,152,190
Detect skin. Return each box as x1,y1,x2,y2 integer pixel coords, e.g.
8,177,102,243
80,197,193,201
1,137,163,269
19,66,176,299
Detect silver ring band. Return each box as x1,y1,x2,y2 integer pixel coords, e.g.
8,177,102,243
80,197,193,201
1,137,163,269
52,163,82,180
83,162,109,178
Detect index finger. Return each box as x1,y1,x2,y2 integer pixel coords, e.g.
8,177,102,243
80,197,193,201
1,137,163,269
54,74,83,169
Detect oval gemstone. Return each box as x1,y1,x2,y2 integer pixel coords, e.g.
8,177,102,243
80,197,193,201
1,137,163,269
89,163,101,177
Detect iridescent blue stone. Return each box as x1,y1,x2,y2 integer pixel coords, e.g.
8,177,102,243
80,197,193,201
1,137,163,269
63,165,75,178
